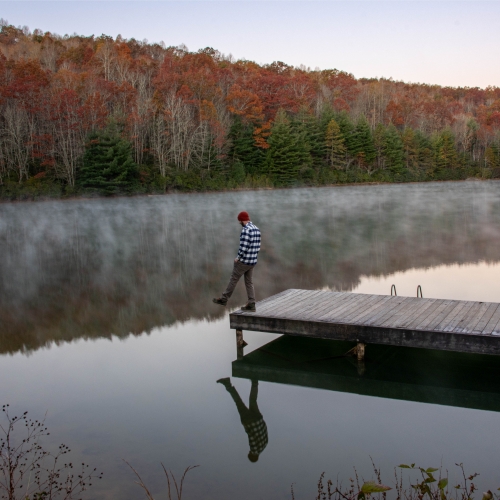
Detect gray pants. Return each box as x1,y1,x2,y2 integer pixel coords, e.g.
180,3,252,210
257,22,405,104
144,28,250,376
222,261,256,304
227,380,261,424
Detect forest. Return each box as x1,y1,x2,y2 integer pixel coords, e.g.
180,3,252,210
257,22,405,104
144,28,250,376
1,20,500,199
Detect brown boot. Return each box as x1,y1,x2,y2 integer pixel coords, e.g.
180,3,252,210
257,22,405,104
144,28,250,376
241,302,256,312
213,297,227,306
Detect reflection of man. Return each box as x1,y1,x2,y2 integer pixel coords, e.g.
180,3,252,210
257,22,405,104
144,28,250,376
212,211,261,312
217,377,268,462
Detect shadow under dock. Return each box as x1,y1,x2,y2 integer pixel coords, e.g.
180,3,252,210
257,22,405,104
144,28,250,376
232,335,500,413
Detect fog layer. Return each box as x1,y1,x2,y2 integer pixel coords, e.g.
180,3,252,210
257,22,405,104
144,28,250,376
1,180,499,354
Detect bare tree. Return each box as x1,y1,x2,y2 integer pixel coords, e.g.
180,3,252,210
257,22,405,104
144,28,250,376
0,405,102,500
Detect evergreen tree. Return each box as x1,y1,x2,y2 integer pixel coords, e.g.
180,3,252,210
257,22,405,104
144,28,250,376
373,123,386,171
384,124,405,175
414,130,435,173
292,109,324,168
336,111,356,158
318,107,336,130
230,159,246,184
401,127,418,169
434,130,458,173
228,118,265,176
266,109,312,186
485,143,500,169
325,118,346,169
79,125,140,195
351,116,376,169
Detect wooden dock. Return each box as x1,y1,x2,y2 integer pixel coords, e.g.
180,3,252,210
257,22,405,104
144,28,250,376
230,289,500,356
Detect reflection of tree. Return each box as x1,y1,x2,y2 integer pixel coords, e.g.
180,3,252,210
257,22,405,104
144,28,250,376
1,181,500,354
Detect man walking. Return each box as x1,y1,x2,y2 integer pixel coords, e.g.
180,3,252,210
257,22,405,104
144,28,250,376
213,211,261,312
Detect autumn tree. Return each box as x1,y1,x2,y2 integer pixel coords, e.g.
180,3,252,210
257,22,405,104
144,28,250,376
48,89,88,187
0,20,498,194
0,60,49,182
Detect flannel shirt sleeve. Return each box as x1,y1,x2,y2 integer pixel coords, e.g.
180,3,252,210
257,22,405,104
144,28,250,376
236,226,251,260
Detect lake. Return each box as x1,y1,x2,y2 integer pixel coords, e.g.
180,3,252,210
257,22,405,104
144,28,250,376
1,180,500,499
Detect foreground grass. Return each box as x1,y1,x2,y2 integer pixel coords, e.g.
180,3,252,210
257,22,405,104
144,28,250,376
127,459,499,500
2,406,498,500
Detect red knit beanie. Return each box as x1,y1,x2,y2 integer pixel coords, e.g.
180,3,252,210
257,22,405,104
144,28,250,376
237,211,250,221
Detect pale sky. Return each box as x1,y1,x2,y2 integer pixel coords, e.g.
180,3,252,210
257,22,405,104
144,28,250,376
2,1,499,88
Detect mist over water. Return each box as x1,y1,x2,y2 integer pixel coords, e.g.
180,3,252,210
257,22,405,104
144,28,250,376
1,180,500,499
1,180,500,353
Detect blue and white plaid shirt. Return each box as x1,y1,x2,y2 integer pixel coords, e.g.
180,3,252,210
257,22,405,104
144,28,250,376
236,222,261,265
245,417,268,455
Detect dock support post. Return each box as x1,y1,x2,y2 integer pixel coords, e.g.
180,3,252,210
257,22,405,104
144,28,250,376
357,361,366,376
344,342,366,374
356,342,366,375
356,342,365,361
236,329,247,360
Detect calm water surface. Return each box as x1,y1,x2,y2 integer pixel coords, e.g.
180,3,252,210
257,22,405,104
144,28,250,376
1,181,500,498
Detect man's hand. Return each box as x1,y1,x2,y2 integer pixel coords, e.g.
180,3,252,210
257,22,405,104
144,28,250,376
234,258,239,263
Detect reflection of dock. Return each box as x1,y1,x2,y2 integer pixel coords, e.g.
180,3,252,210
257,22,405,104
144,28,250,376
230,289,500,356
232,336,500,412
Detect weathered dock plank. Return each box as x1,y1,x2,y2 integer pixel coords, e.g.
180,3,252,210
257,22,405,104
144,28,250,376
472,303,499,334
483,305,500,335
230,289,500,355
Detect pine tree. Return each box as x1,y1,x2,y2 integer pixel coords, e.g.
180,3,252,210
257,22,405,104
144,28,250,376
414,130,435,173
230,159,246,184
434,130,458,173
318,107,336,130
292,108,324,168
384,124,405,175
336,111,356,158
266,109,312,186
325,118,346,169
373,123,386,171
401,128,418,169
228,118,265,176
79,125,140,195
351,116,376,169
485,143,500,169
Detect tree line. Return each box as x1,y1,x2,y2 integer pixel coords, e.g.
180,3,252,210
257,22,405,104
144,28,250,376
1,20,500,198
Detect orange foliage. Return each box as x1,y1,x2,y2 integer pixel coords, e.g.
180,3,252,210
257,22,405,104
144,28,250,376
0,22,499,178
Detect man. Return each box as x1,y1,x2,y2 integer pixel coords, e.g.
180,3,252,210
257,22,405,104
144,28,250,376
213,211,261,312
217,377,268,463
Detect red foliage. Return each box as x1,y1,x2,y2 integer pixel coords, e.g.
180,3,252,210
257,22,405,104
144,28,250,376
0,23,498,180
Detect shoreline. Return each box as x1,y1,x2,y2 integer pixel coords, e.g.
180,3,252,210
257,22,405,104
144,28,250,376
0,177,497,205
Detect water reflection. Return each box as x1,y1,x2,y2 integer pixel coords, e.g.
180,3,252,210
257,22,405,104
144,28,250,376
354,261,500,302
1,180,500,355
232,336,500,413
216,378,268,462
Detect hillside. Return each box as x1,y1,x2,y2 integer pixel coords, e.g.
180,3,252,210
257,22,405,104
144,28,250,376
1,21,500,198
